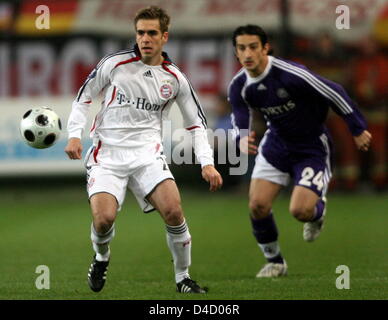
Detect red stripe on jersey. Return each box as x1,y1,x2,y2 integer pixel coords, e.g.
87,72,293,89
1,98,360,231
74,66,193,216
90,87,116,134
107,86,117,106
93,140,102,163
84,100,92,104
90,115,97,133
162,63,179,81
155,143,161,153
114,56,141,69
186,125,200,131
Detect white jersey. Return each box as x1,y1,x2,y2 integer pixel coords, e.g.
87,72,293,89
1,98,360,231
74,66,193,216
67,48,214,167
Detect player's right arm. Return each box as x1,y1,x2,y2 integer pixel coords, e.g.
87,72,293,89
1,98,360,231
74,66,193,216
228,77,257,154
65,57,111,160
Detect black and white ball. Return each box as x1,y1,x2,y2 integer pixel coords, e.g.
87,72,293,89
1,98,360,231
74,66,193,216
20,107,62,149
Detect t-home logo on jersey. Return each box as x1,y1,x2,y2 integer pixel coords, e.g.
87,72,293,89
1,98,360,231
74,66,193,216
116,91,162,111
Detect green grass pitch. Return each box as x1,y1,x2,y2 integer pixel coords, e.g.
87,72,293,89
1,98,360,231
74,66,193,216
1,185,387,300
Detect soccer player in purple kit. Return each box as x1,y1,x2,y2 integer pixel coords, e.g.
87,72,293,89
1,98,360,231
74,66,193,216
228,25,372,277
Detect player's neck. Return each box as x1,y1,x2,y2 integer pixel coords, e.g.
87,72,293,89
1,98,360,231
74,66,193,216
142,54,164,66
247,56,269,78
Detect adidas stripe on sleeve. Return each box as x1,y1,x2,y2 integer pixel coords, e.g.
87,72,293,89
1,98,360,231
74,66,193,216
272,58,367,136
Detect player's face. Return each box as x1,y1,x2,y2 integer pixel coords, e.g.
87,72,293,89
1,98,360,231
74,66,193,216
136,19,168,65
235,34,269,76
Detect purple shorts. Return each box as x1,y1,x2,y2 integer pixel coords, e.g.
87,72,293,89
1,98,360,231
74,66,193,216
253,130,333,197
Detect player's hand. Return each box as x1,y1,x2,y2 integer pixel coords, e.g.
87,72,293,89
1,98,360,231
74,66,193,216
354,130,372,152
239,131,258,155
65,137,83,160
201,165,223,192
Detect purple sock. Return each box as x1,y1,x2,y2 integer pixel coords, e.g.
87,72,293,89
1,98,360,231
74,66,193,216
250,213,284,264
250,213,278,244
312,199,325,221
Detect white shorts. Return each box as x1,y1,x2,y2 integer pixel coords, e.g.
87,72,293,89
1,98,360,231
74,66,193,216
85,141,174,213
251,152,290,186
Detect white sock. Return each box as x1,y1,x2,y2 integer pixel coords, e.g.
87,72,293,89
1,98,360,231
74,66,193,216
166,220,191,283
93,244,110,262
258,241,280,260
90,223,115,262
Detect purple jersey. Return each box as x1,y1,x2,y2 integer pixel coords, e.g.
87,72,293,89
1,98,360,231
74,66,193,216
228,56,367,142
228,56,367,194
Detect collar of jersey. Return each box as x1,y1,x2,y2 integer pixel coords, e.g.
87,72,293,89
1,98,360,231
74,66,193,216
133,44,172,66
245,55,273,83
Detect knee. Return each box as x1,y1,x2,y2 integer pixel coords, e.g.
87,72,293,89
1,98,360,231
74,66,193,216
93,210,116,234
249,198,272,220
289,205,314,222
162,204,184,226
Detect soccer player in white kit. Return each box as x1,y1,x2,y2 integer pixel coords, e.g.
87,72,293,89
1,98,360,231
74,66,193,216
65,6,223,294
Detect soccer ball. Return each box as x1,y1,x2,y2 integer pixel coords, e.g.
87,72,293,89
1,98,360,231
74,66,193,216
20,107,62,149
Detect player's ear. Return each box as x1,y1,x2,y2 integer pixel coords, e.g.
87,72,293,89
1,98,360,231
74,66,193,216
162,31,169,43
233,47,240,62
263,42,270,55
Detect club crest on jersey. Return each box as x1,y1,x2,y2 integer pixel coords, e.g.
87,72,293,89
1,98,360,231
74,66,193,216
160,83,173,99
277,88,289,98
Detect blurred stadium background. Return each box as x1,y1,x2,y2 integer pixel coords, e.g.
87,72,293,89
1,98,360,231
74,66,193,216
0,0,387,300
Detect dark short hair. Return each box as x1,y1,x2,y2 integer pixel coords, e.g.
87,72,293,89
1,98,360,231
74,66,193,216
232,24,268,47
134,6,170,34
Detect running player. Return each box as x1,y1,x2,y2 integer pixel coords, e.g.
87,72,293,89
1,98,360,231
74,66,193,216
65,6,222,293
228,25,371,277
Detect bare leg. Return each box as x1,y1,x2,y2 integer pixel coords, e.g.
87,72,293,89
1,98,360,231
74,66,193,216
89,193,118,260
147,179,191,283
289,186,320,222
249,178,283,219
249,179,287,277
290,186,327,242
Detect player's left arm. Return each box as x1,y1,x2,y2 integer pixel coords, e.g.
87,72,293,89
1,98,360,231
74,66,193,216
175,75,223,192
353,130,372,152
303,71,372,152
